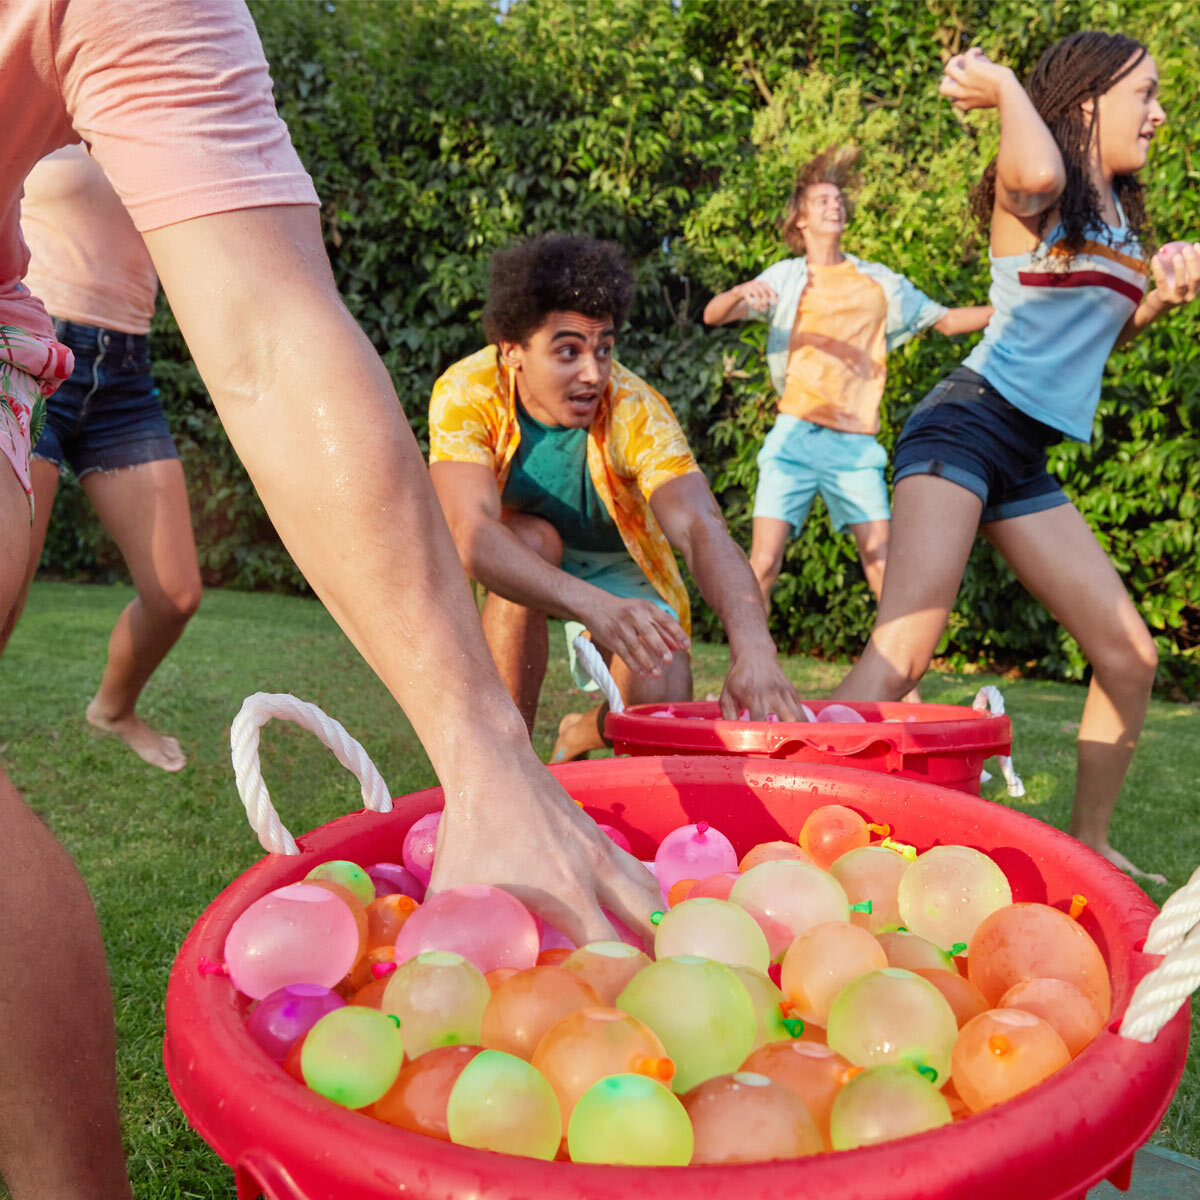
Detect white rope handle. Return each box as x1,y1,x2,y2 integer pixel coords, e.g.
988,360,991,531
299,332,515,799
972,685,1025,797
1119,865,1200,1042
230,692,393,855
572,634,625,714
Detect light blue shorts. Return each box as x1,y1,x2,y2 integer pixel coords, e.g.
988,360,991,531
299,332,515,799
561,547,679,690
753,414,891,534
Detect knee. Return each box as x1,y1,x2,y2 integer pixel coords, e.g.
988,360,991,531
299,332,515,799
1091,623,1158,693
749,545,784,586
868,627,931,695
144,576,202,625
505,514,563,566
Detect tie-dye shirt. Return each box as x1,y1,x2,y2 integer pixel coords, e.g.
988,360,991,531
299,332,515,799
963,213,1147,442
429,346,700,633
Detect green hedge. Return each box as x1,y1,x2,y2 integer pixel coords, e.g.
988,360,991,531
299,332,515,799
39,0,1199,693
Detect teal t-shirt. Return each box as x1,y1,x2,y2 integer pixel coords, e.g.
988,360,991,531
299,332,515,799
500,402,626,554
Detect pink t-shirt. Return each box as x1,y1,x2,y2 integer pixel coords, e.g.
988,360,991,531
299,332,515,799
0,0,319,344
21,144,159,335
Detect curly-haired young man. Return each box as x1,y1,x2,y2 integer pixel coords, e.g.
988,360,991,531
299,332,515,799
430,234,800,761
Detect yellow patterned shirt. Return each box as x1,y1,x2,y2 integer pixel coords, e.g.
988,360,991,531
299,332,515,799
429,345,699,633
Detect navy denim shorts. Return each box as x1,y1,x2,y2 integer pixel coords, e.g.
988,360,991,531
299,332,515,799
33,319,178,478
894,367,1069,523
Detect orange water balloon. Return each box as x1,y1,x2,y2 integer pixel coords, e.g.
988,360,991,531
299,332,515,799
998,977,1105,1057
877,929,959,974
682,1071,822,1163
952,1008,1070,1112
485,968,521,992
373,1044,482,1136
741,1040,852,1144
798,805,870,871
689,872,739,901
537,947,573,966
481,966,599,1060
365,894,418,951
780,922,887,1027
912,968,989,1028
559,942,651,1006
667,878,699,906
738,841,815,873
531,1005,673,1131
829,845,908,935
347,946,395,993
349,976,390,1009
968,903,1111,1017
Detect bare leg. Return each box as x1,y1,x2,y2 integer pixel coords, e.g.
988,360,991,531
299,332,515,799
834,476,982,700
552,643,693,762
479,512,562,734
848,517,921,703
0,466,132,1200
80,460,201,772
983,505,1162,881
1,458,61,641
747,516,791,614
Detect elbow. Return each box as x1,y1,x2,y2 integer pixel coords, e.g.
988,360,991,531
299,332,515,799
1003,166,1066,216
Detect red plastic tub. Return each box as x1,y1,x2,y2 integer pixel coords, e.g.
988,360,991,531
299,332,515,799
164,756,1187,1200
605,700,1011,794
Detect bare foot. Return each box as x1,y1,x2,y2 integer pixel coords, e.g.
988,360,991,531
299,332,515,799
549,708,605,764
86,699,187,772
1089,840,1167,885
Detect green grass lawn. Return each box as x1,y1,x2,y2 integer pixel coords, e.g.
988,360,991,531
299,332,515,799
1,580,1196,1198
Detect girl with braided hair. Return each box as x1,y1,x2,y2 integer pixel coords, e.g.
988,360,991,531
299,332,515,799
833,33,1199,881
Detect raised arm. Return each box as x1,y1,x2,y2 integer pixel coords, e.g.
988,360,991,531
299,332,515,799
143,205,658,943
933,305,994,335
430,459,687,677
941,48,1065,221
649,473,799,720
702,279,779,326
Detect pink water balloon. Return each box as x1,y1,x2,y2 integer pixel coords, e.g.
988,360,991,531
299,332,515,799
224,883,360,1000
1157,240,1197,289
598,824,633,854
812,703,866,724
393,884,538,974
654,822,737,901
402,812,441,887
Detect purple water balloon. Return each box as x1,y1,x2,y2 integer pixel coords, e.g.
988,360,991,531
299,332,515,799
245,984,346,1062
402,812,441,887
365,861,425,902
654,821,738,901
393,884,538,974
224,883,360,1000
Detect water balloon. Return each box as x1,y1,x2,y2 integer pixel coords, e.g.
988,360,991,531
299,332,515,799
245,984,345,1062
654,897,770,973
373,1044,482,1137
393,884,538,974
898,845,1012,949
381,950,490,1057
829,1062,952,1149
559,942,651,1005
780,921,888,1027
682,1071,822,1162
446,1049,561,1159
480,966,599,1059
799,805,870,870
730,859,850,942
951,1008,1070,1111
567,1073,692,1165
654,822,737,900
829,845,907,934
401,811,441,888
300,1006,404,1109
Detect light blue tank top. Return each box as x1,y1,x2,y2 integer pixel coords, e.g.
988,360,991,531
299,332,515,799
962,210,1146,442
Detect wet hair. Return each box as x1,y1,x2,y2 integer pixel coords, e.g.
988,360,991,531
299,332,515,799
970,32,1150,254
779,144,861,254
481,234,635,344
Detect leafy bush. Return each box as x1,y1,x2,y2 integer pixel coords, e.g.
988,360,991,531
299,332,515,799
38,0,1198,693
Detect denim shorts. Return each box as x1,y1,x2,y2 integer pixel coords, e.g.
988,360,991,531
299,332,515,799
753,413,891,534
894,367,1069,523
560,547,679,691
33,319,178,478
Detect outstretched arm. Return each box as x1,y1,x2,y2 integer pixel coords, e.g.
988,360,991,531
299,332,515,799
703,279,779,326
143,205,659,943
933,305,994,335
430,460,688,678
650,473,800,720
1117,242,1200,344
